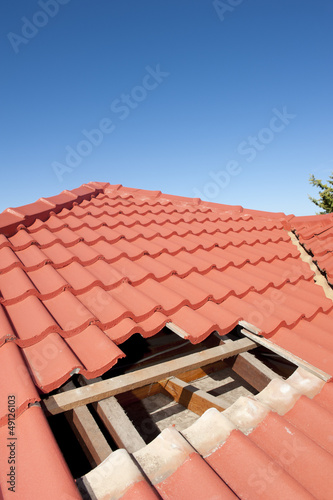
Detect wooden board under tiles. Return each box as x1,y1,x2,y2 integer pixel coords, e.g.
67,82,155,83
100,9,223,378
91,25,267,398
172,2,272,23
43,337,256,415
219,337,281,391
159,377,228,415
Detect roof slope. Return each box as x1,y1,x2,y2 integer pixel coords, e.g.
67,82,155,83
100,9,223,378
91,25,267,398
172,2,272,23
1,181,333,499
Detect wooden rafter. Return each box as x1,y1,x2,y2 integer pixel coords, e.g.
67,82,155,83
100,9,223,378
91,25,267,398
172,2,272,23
80,377,145,454
176,360,227,383
60,380,112,466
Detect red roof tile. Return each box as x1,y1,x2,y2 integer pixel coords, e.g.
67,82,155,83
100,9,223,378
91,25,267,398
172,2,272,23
0,341,40,426
0,405,81,499
177,369,328,500
206,428,313,499
249,411,333,498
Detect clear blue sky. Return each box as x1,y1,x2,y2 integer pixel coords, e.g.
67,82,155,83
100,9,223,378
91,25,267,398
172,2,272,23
1,0,332,215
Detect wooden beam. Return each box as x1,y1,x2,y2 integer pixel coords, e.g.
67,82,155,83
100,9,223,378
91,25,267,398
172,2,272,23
116,383,162,407
226,351,280,392
80,377,145,454
240,329,331,381
219,336,279,391
117,360,227,406
43,337,256,415
60,381,112,467
176,360,227,383
160,377,227,415
94,397,145,453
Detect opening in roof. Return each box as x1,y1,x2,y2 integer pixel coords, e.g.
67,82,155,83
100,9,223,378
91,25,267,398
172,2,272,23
41,326,302,482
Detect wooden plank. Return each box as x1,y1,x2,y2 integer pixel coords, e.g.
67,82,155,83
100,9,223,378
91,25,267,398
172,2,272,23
213,334,278,391
220,336,279,391
160,377,227,415
176,360,227,383
95,397,145,453
116,383,162,407
238,320,261,335
43,337,256,415
166,322,189,339
60,381,112,467
226,351,280,392
117,361,227,406
240,329,331,381
81,377,145,453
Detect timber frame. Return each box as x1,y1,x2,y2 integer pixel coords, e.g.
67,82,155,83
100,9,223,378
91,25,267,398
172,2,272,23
41,326,331,472
43,337,256,415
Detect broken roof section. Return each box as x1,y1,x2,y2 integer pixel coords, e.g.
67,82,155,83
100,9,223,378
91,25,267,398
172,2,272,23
0,181,333,499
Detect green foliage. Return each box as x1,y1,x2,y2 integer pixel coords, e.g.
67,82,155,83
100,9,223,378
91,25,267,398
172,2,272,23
308,172,333,214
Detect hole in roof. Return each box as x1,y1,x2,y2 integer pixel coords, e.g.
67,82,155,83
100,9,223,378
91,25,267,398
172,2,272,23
102,326,221,378
43,325,301,482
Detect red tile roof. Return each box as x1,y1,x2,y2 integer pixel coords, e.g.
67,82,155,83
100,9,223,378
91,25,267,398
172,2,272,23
1,182,333,499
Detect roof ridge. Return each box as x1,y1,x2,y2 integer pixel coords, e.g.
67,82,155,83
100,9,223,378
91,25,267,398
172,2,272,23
0,181,296,237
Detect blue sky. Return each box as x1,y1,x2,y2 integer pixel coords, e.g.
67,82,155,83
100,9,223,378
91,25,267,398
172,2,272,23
1,0,332,215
